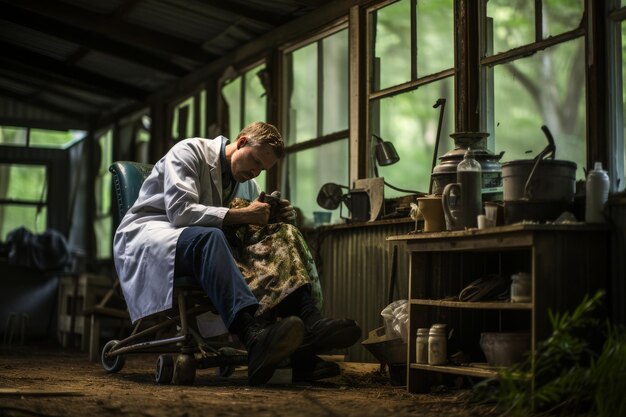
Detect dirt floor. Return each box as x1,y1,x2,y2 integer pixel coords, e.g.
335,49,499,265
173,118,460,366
0,344,496,417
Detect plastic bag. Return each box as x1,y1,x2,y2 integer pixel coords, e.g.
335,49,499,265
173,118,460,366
380,299,409,343
6,227,72,272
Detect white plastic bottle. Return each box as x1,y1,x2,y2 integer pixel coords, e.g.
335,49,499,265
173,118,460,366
585,162,610,223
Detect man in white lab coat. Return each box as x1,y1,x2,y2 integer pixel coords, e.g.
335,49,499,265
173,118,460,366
113,122,360,386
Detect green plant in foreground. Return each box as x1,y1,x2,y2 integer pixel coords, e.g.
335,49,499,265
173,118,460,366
472,290,626,416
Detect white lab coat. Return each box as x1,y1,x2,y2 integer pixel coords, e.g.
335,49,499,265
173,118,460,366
113,137,259,323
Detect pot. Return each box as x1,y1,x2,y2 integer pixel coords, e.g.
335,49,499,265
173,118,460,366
480,332,531,367
501,126,576,203
502,159,577,202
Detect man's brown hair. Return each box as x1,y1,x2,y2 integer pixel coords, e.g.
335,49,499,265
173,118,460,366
236,122,285,158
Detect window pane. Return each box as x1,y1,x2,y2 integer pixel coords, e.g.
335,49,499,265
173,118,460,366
30,129,85,148
490,39,586,180
0,126,27,145
375,77,455,198
95,216,112,259
95,129,112,259
1,164,47,201
222,76,242,139
622,21,626,189
288,43,318,143
244,65,267,126
542,0,584,38
322,30,349,135
0,205,47,240
373,0,411,90
171,97,195,140
417,0,454,76
486,0,535,55
200,89,207,137
96,131,112,216
0,164,47,239
286,139,348,225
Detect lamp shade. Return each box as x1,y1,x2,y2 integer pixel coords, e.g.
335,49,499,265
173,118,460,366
375,139,400,166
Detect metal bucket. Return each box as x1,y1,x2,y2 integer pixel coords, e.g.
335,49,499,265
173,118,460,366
501,159,576,202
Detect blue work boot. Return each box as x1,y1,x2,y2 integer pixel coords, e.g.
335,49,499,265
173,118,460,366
243,316,305,386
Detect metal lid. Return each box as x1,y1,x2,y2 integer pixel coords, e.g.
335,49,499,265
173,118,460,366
429,323,447,334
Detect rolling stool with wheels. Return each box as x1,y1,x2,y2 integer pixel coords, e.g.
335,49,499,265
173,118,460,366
101,161,247,385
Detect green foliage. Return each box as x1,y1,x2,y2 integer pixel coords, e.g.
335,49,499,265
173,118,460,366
472,290,626,416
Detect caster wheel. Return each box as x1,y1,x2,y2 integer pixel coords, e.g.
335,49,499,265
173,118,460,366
216,364,235,378
101,340,125,373
172,354,196,385
155,355,174,384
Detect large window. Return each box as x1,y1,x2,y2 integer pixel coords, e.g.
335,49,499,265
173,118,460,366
609,1,626,191
0,126,86,240
0,162,47,240
0,126,86,149
369,0,455,197
283,25,349,225
222,63,268,188
481,0,587,180
171,90,207,141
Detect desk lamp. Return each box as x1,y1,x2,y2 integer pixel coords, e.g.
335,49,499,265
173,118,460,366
372,134,423,195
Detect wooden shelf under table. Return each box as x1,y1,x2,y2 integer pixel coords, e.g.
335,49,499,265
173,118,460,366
410,299,532,309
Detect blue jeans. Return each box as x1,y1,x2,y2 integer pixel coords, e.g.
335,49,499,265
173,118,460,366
174,226,258,328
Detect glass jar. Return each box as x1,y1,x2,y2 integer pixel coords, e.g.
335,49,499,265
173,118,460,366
428,324,447,365
415,328,429,364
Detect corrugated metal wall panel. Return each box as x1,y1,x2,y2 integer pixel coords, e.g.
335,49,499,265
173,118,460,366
313,220,414,362
608,196,626,325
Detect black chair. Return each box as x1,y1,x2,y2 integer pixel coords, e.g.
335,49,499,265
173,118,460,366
101,161,247,385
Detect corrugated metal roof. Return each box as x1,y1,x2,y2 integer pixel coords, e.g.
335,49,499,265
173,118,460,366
0,0,333,127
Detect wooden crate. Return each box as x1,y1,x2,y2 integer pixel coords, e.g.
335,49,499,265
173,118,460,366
57,274,112,350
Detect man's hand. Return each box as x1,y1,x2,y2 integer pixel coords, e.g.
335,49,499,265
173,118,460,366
224,199,270,226
274,199,297,224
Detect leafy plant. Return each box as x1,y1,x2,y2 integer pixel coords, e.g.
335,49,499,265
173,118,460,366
472,290,626,416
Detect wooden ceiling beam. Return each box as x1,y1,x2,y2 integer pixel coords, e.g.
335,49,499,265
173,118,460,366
0,70,103,109
193,0,289,27
0,87,88,121
0,0,216,64
1,4,188,77
287,0,330,8
0,41,149,100
0,59,123,100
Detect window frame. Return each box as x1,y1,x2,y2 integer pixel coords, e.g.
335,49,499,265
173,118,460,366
608,0,626,190
279,19,351,203
365,0,456,190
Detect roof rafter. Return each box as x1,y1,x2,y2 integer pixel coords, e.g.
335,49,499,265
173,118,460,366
0,70,105,110
0,0,216,64
1,3,189,77
0,59,124,100
192,0,289,27
0,42,149,100
0,87,88,121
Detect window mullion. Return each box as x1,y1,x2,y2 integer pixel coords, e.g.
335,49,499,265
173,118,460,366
317,40,324,137
411,0,417,80
535,0,543,41
239,77,245,132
